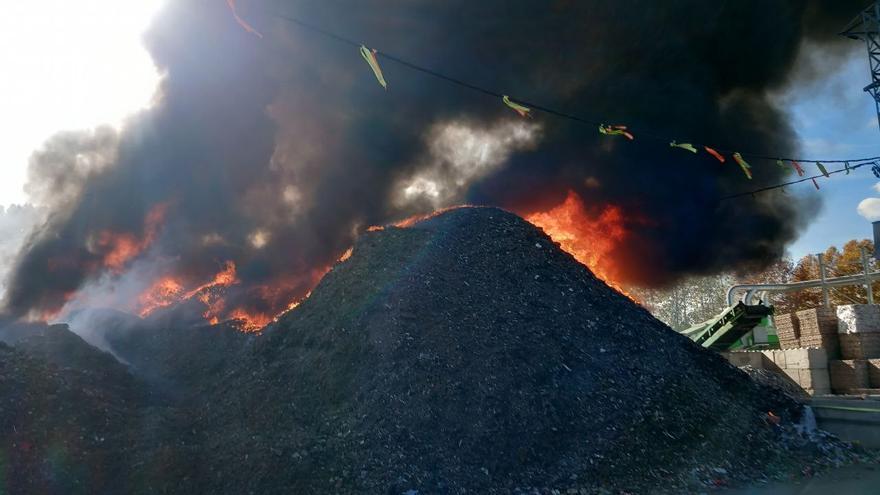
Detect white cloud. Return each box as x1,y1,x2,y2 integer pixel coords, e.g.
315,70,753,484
858,198,880,222
858,182,880,221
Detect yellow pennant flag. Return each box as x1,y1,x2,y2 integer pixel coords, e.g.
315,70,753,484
670,141,697,153
360,45,387,89
502,95,531,118
732,152,752,180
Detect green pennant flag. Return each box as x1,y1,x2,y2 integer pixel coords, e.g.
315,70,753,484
502,95,531,118
670,141,697,153
816,162,830,178
360,45,387,89
733,152,752,180
599,124,634,140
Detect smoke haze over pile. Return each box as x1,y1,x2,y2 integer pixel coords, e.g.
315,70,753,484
0,0,866,321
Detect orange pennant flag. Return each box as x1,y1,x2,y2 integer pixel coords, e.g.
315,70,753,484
704,146,725,163
227,0,263,38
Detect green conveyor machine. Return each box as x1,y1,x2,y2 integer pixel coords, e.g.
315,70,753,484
678,302,774,351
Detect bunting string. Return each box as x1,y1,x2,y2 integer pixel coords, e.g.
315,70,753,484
237,10,880,200
719,161,875,200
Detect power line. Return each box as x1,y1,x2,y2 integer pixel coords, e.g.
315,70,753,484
719,161,874,200
268,12,880,196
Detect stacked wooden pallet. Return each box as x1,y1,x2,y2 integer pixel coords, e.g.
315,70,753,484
773,313,800,349
797,308,840,358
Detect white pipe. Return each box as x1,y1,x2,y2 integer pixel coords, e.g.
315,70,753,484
727,271,880,306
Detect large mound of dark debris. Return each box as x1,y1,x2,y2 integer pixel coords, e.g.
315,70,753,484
0,337,141,494
187,207,858,493
0,319,131,376
0,207,866,494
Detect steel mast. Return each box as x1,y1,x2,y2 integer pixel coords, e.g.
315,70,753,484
841,2,880,132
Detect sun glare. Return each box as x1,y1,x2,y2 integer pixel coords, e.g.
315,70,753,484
0,0,165,207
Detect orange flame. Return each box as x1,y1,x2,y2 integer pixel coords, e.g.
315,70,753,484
383,201,633,297
131,193,634,331
137,277,185,317
392,205,471,228
366,205,473,233
228,308,272,331
136,259,333,332
187,261,238,325
525,191,633,297
98,203,168,273
182,260,238,300
137,260,238,320
338,247,354,262
98,233,143,272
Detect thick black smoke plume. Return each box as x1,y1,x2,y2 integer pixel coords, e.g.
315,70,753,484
1,0,866,319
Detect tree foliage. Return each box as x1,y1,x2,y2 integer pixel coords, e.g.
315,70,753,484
635,239,878,328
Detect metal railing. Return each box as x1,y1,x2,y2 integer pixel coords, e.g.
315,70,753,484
727,247,879,306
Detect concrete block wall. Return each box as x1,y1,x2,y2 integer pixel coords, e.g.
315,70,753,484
721,347,830,395
830,360,870,393
837,305,880,334
839,334,880,359
836,305,880,361
869,360,880,387
723,305,880,395
723,351,766,369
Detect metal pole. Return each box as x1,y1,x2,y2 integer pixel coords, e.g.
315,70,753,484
818,253,830,307
874,2,880,133
874,221,880,260
864,246,875,304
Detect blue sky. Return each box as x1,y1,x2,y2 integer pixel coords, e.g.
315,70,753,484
781,43,880,259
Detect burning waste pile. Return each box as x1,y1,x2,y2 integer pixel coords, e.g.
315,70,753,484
0,208,868,494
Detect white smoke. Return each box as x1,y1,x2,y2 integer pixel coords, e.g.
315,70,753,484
0,204,47,299
395,119,541,209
